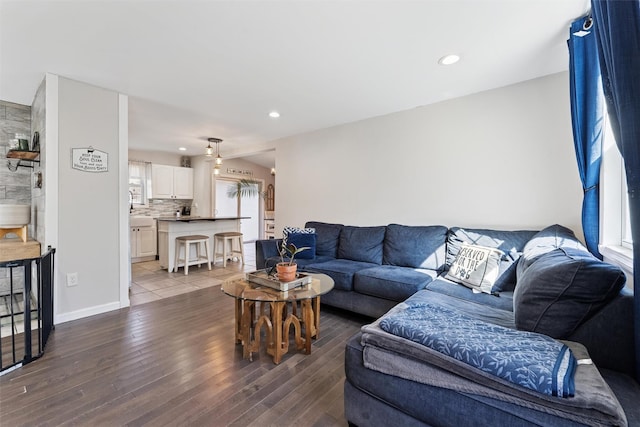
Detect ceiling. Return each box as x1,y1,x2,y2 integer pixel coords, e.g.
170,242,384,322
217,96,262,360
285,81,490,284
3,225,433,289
0,0,589,169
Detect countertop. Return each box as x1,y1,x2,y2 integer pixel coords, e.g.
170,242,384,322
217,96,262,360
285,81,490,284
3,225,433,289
0,237,41,263
155,216,249,222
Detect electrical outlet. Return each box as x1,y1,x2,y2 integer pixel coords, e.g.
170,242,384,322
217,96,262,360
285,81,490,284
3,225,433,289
66,272,79,287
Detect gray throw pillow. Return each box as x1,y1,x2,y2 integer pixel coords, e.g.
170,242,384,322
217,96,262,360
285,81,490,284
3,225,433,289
445,243,504,294
513,247,626,339
447,227,537,293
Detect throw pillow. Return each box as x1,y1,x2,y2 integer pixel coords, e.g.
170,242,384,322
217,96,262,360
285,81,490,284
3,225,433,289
445,243,504,294
513,247,626,339
282,226,315,246
446,227,538,293
286,232,316,260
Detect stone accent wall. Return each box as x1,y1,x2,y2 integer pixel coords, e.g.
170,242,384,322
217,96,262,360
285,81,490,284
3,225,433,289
0,100,32,295
0,101,32,206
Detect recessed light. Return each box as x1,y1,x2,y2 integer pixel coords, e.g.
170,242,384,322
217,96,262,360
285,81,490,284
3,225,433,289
438,54,460,65
179,147,186,151
269,111,280,118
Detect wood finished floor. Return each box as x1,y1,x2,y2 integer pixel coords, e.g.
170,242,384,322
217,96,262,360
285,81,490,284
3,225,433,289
0,284,369,426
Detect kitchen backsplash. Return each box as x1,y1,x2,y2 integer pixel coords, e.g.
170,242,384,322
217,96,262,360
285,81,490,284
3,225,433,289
130,198,193,217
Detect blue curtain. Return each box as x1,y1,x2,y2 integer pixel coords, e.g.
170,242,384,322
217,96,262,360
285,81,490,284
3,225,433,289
592,0,640,381
568,15,605,259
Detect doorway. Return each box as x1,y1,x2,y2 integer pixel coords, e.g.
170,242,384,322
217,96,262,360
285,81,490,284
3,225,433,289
214,177,262,243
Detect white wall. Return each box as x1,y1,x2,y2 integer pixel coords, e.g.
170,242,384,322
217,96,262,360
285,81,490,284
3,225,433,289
55,76,126,322
275,72,583,236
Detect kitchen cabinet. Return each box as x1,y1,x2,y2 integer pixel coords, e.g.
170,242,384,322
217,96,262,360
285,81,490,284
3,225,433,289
152,164,193,199
131,222,157,262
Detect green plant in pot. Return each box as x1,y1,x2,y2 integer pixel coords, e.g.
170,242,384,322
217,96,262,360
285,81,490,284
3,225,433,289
277,241,309,282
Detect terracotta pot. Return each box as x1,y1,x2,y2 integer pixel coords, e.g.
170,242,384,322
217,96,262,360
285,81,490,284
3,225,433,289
276,262,297,282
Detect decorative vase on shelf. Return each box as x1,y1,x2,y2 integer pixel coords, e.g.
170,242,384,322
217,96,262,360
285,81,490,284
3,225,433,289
276,262,297,282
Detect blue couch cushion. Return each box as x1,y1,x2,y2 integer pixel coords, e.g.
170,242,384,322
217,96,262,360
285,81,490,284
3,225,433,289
287,232,316,259
447,227,538,292
513,247,626,339
405,289,515,329
305,221,343,258
304,259,379,291
354,266,438,302
383,224,448,270
425,277,514,311
516,224,587,280
338,226,386,264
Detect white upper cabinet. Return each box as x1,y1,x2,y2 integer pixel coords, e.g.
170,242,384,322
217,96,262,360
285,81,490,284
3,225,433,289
152,164,174,199
173,166,194,199
152,164,194,199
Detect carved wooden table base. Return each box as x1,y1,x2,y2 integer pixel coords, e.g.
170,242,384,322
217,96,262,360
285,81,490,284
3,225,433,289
233,297,322,364
223,273,334,364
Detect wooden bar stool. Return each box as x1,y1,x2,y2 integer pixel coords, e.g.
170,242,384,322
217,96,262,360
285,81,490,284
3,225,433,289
174,235,211,275
213,232,244,267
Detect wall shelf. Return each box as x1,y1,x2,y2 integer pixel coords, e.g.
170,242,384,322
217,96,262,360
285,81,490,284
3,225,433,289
6,150,40,171
7,150,40,161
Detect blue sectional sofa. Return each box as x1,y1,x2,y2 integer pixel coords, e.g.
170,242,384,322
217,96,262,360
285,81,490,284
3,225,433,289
255,221,640,426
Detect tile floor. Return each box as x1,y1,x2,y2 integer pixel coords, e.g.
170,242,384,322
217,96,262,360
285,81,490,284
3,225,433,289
0,292,38,337
129,242,257,306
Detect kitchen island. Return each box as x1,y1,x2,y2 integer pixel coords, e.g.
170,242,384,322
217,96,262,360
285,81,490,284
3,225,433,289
157,216,248,272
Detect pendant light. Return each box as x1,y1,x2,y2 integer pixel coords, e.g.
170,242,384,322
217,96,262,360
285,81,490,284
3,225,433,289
207,138,223,175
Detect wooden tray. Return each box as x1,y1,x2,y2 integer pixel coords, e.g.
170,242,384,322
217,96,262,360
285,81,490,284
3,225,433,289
246,269,312,291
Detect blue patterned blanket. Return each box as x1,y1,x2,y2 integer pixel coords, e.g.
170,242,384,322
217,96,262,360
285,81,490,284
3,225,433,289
379,302,576,397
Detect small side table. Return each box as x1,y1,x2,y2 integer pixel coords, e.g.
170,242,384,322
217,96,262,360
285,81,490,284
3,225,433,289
221,273,335,364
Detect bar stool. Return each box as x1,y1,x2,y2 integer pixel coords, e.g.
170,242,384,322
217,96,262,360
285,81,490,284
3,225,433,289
174,235,211,275
213,232,244,267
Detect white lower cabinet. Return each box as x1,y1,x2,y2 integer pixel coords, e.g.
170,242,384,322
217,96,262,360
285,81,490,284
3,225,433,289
131,225,157,262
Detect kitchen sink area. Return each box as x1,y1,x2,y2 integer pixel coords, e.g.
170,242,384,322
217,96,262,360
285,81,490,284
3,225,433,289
129,216,157,263
130,216,155,228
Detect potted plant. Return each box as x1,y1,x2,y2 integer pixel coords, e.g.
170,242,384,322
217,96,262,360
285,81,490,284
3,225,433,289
226,179,266,199
276,241,309,282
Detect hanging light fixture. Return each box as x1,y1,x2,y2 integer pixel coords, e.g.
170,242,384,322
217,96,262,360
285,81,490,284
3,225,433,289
207,138,223,174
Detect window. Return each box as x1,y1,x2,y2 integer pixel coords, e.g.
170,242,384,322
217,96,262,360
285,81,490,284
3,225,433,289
128,161,151,206
602,117,632,249
621,164,633,249
599,116,633,285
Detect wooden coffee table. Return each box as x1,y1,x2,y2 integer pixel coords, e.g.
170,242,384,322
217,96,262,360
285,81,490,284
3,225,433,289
221,273,334,364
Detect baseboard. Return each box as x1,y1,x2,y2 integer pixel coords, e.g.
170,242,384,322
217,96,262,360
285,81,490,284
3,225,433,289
55,301,122,324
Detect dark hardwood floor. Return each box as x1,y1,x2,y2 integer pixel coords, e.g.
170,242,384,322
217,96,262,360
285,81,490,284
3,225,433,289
0,284,369,426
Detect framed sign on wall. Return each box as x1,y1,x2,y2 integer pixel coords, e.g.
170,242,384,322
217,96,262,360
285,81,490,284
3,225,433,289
72,147,108,173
